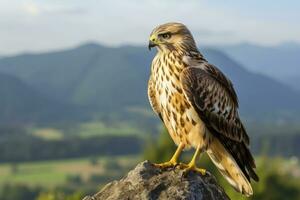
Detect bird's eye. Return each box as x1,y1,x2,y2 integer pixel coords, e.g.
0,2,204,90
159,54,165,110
161,33,171,39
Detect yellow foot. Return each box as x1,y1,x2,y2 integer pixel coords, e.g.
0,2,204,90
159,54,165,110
178,162,206,176
153,160,188,169
153,160,178,169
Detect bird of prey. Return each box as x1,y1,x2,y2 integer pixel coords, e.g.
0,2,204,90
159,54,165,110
147,22,259,196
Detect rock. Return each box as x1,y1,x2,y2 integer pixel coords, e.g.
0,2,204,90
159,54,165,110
82,160,230,200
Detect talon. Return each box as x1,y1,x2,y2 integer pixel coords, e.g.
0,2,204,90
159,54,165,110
172,164,178,170
153,160,177,169
178,162,206,176
181,171,187,179
174,163,179,168
179,145,206,176
183,165,206,176
153,143,185,170
193,167,206,176
177,162,188,169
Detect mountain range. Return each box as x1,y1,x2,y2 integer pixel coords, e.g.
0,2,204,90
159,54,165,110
215,42,300,91
0,72,87,125
0,42,299,124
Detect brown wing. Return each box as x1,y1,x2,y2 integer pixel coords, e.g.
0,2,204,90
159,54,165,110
202,63,239,107
180,66,249,145
180,66,258,183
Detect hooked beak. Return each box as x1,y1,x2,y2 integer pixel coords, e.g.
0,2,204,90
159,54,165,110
148,40,156,50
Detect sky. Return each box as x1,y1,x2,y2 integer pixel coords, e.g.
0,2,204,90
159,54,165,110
0,0,299,55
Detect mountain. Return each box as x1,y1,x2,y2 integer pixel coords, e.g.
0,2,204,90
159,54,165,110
0,73,86,125
0,42,300,123
0,44,152,112
216,42,300,90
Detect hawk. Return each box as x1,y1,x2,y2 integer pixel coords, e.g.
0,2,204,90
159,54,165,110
147,22,259,196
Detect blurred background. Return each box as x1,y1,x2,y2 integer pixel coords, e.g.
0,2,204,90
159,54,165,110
0,1,300,200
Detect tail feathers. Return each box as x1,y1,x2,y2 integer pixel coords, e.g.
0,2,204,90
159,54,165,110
207,138,258,197
240,143,259,182
219,135,259,183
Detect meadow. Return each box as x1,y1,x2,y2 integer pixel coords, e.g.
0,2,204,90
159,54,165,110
1,121,300,200
0,155,138,188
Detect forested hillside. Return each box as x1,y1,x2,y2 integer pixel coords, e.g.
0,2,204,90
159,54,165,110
0,43,300,124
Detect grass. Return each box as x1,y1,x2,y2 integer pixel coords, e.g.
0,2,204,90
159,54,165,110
31,128,64,140
75,121,144,138
0,155,140,188
29,121,145,140
5,121,144,188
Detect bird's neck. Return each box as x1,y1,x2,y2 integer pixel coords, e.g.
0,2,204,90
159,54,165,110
157,48,205,68
155,51,188,74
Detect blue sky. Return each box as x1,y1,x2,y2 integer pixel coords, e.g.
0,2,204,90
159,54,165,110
0,0,299,54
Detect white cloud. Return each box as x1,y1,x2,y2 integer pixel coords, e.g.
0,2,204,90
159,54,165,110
22,2,40,16
0,0,299,55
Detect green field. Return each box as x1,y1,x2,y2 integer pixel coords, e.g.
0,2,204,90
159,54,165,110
74,121,144,138
29,121,146,140
0,155,140,188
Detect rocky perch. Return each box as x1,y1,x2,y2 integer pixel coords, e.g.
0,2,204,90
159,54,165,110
83,160,230,200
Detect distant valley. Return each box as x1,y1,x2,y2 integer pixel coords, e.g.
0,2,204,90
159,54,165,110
215,42,300,91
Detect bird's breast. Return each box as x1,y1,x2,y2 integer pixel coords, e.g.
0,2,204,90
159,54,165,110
152,55,183,109
151,55,210,149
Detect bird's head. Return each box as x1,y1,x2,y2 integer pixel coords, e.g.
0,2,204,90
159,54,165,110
148,22,197,53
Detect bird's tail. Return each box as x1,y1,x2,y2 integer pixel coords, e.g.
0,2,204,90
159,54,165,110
207,137,259,196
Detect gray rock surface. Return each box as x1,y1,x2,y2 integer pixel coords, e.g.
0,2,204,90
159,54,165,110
82,160,230,200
